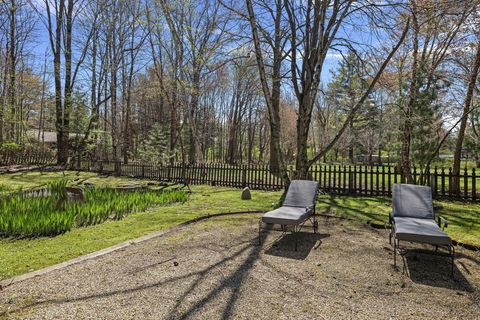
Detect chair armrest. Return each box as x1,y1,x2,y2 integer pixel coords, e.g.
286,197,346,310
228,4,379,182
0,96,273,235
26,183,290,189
389,212,393,225
305,205,315,213
437,215,449,230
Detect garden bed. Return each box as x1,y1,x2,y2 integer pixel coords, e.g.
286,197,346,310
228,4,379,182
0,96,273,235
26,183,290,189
0,180,188,238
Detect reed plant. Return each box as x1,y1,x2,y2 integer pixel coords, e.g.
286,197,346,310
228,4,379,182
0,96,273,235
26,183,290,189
0,180,188,238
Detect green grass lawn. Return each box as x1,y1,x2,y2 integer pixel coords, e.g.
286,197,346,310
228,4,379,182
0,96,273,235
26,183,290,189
0,179,281,280
316,195,480,247
0,170,478,281
0,170,162,194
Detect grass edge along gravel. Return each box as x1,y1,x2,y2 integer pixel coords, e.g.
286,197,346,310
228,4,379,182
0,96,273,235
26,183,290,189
0,184,281,280
0,171,478,280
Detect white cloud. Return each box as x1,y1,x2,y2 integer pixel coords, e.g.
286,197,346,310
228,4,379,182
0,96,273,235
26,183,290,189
325,52,343,60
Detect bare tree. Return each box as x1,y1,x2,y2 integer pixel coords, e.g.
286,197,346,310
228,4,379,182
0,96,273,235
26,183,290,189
281,0,409,178
398,0,474,183
245,0,288,175
452,38,480,191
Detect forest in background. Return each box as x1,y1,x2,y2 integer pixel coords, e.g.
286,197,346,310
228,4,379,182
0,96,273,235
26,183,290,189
1,0,480,184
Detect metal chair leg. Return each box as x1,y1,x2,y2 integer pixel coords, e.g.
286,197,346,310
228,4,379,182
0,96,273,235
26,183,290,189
294,226,298,251
393,238,397,268
258,219,262,246
451,245,455,278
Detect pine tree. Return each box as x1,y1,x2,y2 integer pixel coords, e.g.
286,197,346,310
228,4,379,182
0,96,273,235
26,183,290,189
326,51,369,163
138,123,170,164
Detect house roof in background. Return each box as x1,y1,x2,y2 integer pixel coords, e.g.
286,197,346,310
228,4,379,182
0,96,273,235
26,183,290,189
26,130,81,143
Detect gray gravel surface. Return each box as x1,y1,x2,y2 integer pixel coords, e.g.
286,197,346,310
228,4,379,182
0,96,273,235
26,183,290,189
0,214,479,320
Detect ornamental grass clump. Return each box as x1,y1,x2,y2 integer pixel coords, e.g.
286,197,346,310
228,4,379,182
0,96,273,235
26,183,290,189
0,180,75,238
0,181,188,238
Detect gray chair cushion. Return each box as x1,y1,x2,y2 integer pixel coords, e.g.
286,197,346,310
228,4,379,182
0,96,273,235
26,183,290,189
394,217,451,246
283,180,319,208
392,184,434,219
262,206,310,225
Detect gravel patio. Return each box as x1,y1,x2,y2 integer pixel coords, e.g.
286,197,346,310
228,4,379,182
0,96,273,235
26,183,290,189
1,214,479,320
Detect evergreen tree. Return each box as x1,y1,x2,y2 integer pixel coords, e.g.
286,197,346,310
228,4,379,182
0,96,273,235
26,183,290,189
138,123,170,164
325,51,369,163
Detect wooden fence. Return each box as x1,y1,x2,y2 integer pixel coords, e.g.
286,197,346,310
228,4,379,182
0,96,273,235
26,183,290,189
0,150,477,201
0,150,55,166
72,160,479,202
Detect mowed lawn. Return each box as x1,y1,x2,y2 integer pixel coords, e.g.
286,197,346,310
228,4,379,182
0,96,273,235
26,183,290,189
317,195,480,247
0,171,478,280
0,171,281,280
0,170,162,193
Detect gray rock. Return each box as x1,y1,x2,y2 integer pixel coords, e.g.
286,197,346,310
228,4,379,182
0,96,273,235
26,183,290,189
241,187,251,200
66,187,85,202
84,182,95,189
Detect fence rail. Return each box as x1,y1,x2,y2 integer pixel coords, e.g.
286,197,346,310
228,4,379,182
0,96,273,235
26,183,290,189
0,151,477,201
71,160,479,202
0,151,55,166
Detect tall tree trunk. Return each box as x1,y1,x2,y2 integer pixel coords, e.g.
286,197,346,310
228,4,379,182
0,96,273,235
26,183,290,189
269,72,282,173
401,6,419,184
111,59,118,162
348,118,354,163
452,38,480,193
38,54,48,148
8,0,16,142
245,0,285,177
62,0,74,164
188,67,200,164
0,56,7,144
295,91,315,178
226,85,240,165
89,27,98,159
50,0,68,165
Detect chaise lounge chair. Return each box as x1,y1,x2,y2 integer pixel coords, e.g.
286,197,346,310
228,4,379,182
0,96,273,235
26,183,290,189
390,183,454,276
259,180,320,251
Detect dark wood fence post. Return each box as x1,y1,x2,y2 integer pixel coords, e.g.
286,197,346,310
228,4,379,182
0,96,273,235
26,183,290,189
114,161,121,176
387,165,392,196
353,165,357,195
441,167,446,197
472,168,476,201
381,165,385,196
242,165,247,188
448,167,453,199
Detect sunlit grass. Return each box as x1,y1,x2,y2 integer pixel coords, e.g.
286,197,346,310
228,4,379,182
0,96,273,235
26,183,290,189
0,183,280,280
0,171,477,281
316,195,480,247
0,170,161,194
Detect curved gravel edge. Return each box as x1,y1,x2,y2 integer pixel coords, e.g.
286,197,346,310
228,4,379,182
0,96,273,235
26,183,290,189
0,210,264,289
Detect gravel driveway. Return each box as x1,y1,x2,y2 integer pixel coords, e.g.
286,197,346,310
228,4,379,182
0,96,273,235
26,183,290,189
1,214,479,320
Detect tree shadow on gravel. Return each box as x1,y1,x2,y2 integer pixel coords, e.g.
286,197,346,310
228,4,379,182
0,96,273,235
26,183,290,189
1,233,267,320
166,232,269,320
264,233,329,260
403,249,475,292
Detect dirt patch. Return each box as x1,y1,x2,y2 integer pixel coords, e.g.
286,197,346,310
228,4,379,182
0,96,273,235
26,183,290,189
0,215,478,320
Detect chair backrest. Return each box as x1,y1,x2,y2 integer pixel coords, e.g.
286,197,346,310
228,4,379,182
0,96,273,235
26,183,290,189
283,180,319,208
392,184,434,219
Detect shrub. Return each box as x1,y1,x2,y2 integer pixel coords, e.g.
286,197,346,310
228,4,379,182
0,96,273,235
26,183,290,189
0,142,22,153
